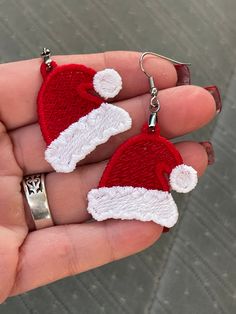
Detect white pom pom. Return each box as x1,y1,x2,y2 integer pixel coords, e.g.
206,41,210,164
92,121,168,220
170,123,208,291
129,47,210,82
93,69,122,99
170,164,198,193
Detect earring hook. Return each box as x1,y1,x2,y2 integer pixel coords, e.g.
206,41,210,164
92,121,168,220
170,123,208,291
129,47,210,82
139,52,191,132
139,51,191,78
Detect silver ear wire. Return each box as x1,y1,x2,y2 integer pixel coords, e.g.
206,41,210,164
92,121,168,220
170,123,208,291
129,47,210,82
139,52,191,131
139,52,191,78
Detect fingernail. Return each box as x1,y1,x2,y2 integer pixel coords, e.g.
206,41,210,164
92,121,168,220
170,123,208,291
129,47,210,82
204,85,222,113
163,227,170,233
174,64,191,86
199,141,215,165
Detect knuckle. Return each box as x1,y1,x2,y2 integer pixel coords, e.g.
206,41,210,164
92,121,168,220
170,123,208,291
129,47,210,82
61,225,81,277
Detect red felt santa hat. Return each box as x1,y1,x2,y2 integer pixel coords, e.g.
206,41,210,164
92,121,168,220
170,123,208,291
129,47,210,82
38,63,131,173
87,125,198,228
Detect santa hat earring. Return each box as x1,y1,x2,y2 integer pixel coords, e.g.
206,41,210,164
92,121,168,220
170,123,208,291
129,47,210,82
87,52,198,228
37,48,132,173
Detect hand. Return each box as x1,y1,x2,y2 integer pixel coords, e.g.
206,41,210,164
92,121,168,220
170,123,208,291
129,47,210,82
0,51,216,302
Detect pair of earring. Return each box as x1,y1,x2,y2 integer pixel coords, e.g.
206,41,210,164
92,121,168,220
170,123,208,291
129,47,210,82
37,49,198,228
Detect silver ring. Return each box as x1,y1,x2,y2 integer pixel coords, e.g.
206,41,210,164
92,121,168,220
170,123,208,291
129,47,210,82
22,174,54,230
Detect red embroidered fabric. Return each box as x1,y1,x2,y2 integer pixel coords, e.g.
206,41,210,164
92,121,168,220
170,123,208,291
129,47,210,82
99,125,183,192
38,62,103,145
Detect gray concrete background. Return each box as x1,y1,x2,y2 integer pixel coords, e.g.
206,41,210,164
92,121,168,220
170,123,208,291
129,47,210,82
0,0,236,313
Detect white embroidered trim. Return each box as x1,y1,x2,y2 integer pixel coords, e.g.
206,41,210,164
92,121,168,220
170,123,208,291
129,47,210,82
169,164,198,193
45,103,132,173
87,186,179,228
93,69,122,99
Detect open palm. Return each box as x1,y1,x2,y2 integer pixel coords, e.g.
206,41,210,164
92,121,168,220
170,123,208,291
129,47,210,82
0,51,216,302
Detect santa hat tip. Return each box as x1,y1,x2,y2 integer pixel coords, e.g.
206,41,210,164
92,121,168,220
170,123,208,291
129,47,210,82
170,164,198,193
93,69,122,99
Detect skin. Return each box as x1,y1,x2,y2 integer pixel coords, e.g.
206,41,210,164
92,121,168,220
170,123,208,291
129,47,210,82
0,51,216,303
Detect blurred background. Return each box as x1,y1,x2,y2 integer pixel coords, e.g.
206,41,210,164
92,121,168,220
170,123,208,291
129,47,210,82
0,0,236,313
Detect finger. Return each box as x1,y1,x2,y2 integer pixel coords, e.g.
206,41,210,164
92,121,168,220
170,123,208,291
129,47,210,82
0,51,177,130
45,141,208,225
11,86,216,174
11,219,162,296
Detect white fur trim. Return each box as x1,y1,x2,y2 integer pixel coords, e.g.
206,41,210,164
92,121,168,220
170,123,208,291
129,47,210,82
93,69,122,99
169,164,198,193
45,103,132,173
87,186,179,228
